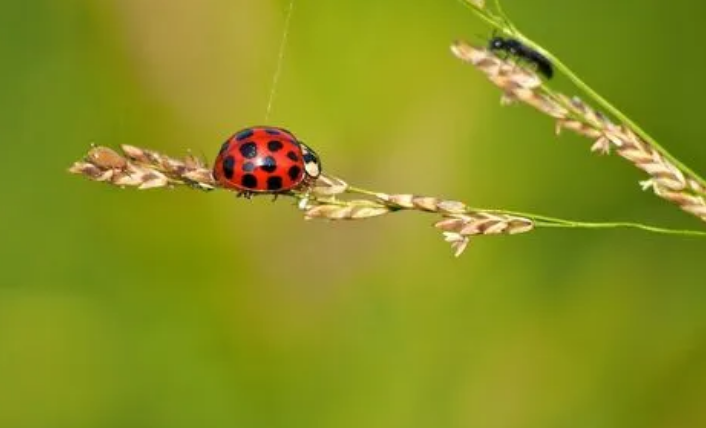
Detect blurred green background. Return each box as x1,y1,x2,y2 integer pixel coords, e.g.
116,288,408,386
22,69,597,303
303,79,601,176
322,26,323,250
2,0,706,427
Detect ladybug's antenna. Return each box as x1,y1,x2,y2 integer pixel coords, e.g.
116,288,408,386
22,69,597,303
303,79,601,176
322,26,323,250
265,0,296,122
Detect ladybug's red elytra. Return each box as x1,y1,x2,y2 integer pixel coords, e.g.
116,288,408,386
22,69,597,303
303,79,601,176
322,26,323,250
213,126,321,196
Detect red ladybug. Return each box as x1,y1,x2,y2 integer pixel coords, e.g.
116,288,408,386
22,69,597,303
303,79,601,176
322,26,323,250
213,126,321,196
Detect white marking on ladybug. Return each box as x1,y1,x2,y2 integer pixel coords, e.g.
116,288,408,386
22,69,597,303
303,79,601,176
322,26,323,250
299,142,321,178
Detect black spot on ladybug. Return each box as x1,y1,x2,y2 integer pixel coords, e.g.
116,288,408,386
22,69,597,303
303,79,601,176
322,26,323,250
239,142,258,159
261,156,277,173
219,140,231,155
267,140,283,152
267,176,283,191
243,162,255,173
288,165,301,181
265,128,281,135
223,156,235,179
286,151,299,162
303,152,317,164
235,129,254,141
241,174,258,189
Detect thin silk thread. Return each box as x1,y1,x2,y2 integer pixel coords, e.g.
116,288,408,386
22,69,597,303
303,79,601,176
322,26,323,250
265,0,295,121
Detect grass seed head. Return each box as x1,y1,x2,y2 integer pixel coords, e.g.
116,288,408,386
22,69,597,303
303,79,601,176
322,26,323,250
451,40,706,223
70,145,215,191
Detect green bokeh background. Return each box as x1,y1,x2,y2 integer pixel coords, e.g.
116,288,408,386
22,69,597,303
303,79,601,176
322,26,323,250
2,0,706,427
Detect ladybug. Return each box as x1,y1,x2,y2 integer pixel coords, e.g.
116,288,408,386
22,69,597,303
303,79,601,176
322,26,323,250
213,126,321,196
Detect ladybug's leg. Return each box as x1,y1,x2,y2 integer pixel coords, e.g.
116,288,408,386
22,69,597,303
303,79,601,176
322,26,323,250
237,191,254,199
270,192,294,202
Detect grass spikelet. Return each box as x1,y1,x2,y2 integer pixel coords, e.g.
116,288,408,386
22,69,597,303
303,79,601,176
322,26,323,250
303,201,392,220
434,213,535,257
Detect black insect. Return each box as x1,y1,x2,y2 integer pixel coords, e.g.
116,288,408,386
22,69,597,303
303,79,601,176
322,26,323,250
488,36,554,79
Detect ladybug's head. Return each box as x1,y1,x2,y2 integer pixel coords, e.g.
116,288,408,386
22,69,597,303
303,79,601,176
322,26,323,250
299,142,321,179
